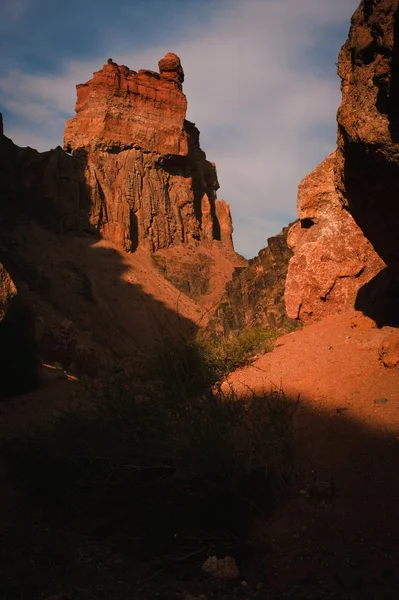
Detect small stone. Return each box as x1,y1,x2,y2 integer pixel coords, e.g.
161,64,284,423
380,332,399,368
202,556,240,580
374,398,389,405
240,580,248,587
336,407,349,414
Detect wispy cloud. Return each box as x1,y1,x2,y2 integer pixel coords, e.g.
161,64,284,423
0,0,359,256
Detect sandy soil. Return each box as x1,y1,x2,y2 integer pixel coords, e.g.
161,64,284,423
1,309,399,598
226,309,399,598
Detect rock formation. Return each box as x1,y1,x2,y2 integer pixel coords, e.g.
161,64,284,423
0,126,80,233
0,251,40,398
284,0,399,323
380,330,399,367
336,0,399,268
207,226,293,335
0,52,243,395
285,153,384,321
0,117,205,385
64,54,234,252
0,264,17,322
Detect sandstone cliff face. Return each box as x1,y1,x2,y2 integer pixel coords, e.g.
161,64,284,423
64,54,233,252
207,226,293,335
0,127,80,233
285,153,384,321
0,48,240,395
336,0,399,268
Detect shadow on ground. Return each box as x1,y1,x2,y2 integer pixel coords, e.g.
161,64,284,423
0,141,200,399
0,390,399,600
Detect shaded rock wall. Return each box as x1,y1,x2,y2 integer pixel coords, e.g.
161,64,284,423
336,0,399,268
0,51,239,393
0,295,40,399
208,227,293,335
283,0,399,323
0,130,80,233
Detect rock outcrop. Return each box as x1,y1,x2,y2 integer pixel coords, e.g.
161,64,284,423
207,226,293,335
0,264,17,321
0,258,40,399
64,54,233,252
336,0,399,268
0,50,242,394
380,330,399,367
0,125,80,233
285,153,384,321
284,0,399,323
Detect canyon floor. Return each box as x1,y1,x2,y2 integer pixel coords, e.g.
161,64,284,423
1,309,399,599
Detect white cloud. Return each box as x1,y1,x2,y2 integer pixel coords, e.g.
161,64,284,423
0,0,359,256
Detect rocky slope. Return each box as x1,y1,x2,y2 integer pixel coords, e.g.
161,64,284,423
0,54,244,394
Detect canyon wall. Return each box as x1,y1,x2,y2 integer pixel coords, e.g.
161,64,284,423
285,0,399,322
285,153,384,321
0,54,241,394
207,226,293,335
64,54,233,252
336,0,399,268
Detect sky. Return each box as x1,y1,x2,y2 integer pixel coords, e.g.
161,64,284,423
0,0,360,258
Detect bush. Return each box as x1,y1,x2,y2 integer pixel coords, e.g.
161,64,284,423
153,326,276,404
200,325,277,377
5,348,296,554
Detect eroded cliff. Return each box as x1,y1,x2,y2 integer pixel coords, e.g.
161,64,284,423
336,0,399,268
284,0,399,323
64,54,234,253
0,54,242,393
285,153,384,321
207,227,293,335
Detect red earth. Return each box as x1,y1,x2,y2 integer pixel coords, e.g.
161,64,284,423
1,309,399,598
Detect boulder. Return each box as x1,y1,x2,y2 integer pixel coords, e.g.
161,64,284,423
285,153,384,321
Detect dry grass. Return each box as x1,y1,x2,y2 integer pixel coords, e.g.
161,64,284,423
5,333,296,554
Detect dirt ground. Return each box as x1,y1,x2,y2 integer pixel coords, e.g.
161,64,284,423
226,309,399,598
1,309,399,599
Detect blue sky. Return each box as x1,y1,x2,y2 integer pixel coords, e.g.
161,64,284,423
0,0,359,257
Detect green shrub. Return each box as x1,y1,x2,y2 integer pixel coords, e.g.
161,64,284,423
196,325,278,382
282,318,303,334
